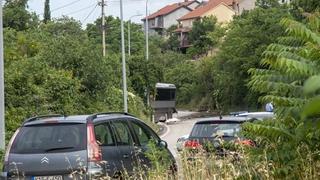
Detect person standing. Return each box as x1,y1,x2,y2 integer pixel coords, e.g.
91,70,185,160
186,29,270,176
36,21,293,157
265,102,274,112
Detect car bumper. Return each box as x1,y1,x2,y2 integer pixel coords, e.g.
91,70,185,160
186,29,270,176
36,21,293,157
1,168,105,180
88,162,106,179
0,172,7,180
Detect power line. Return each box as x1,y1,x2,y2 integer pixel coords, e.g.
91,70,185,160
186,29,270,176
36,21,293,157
63,4,96,16
39,0,83,16
107,0,144,3
51,0,83,12
82,4,98,23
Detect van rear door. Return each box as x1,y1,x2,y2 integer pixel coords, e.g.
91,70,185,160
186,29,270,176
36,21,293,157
7,123,88,179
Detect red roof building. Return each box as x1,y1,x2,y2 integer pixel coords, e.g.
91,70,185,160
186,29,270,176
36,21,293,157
175,0,239,51
141,0,201,35
142,1,198,20
172,0,255,51
179,0,238,21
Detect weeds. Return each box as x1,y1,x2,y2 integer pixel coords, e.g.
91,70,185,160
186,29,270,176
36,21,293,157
0,149,3,170
145,143,320,180
2,145,320,179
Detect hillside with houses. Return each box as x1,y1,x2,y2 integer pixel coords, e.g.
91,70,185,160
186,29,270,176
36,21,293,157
1,1,320,179
142,0,256,54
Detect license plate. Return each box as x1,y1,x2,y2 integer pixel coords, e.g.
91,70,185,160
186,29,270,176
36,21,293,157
32,176,63,180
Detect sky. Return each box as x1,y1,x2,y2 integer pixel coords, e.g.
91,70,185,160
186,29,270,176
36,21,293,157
27,0,189,26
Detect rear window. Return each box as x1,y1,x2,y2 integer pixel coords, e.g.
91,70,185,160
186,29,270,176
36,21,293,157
190,123,241,138
11,124,86,154
155,88,176,101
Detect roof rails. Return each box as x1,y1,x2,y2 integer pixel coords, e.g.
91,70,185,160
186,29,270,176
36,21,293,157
86,112,136,121
23,114,65,125
229,111,248,116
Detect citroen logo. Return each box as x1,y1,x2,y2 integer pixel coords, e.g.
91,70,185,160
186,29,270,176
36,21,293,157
41,157,49,164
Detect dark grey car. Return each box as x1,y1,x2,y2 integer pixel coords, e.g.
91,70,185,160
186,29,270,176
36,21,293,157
185,119,254,155
1,113,176,179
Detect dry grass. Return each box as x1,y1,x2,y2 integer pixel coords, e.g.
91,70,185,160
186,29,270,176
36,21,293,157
2,145,320,179
143,146,320,180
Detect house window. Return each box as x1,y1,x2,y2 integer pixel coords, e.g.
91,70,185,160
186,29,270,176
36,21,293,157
158,16,164,27
150,19,155,27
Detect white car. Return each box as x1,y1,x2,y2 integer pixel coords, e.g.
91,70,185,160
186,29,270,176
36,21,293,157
176,134,189,152
237,112,274,120
166,117,180,124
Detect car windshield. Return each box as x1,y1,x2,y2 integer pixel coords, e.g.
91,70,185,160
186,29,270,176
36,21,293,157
190,123,241,138
11,123,86,154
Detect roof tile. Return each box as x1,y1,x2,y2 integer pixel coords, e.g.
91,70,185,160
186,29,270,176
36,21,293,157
179,0,236,21
142,1,198,20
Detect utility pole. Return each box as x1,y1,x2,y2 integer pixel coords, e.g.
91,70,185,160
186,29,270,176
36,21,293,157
0,0,6,150
128,20,131,56
145,0,150,106
99,0,106,57
145,0,149,61
128,14,142,56
120,0,128,113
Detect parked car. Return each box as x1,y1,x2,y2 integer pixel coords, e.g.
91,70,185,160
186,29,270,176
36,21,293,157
176,134,189,152
236,112,274,120
184,119,254,155
1,112,176,179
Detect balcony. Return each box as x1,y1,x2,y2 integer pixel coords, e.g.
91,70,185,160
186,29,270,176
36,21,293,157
180,35,191,48
149,16,164,29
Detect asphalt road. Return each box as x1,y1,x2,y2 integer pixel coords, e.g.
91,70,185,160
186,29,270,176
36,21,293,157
160,112,234,157
161,119,197,157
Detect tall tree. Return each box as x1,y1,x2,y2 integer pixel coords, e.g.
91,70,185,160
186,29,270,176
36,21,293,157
290,0,320,20
256,0,280,8
86,16,145,55
245,13,320,178
3,0,36,30
188,16,218,57
292,0,320,13
213,7,289,110
43,0,51,23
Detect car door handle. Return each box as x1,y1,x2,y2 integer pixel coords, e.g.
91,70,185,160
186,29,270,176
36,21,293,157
123,154,130,158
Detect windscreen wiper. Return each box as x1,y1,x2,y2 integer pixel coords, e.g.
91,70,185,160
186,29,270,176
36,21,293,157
221,135,235,137
212,135,235,138
45,146,75,152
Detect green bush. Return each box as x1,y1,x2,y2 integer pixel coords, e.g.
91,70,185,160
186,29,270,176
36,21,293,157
244,13,320,178
0,149,3,170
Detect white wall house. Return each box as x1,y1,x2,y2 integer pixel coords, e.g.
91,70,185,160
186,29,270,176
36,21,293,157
176,0,256,52
238,0,255,14
142,0,201,36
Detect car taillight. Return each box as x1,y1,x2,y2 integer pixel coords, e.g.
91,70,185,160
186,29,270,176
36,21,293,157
87,123,102,162
184,139,201,149
4,128,20,163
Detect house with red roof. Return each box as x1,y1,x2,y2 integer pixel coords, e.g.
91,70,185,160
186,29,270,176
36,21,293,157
142,0,201,35
176,0,255,51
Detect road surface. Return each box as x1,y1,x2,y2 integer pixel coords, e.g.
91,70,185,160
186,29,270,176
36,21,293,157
161,118,197,157
160,112,232,157
159,111,198,157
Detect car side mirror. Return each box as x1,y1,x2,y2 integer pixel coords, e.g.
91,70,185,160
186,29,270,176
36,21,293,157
159,140,168,148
